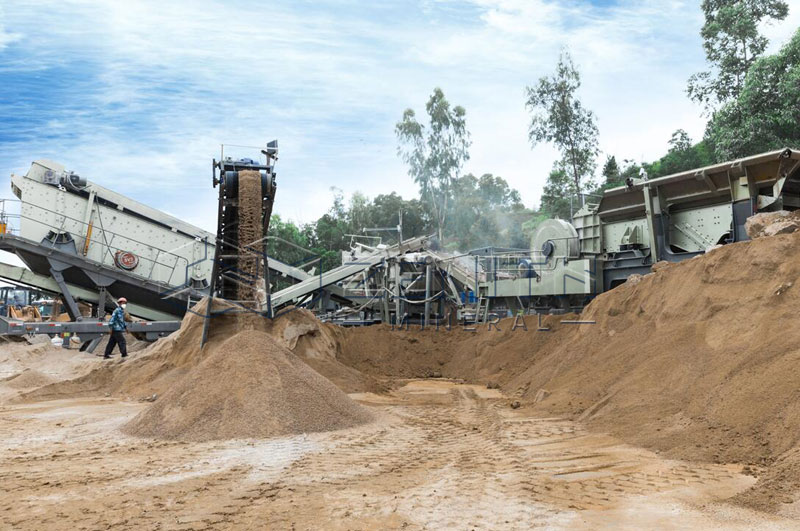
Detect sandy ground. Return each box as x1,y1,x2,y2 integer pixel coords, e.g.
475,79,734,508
0,379,795,530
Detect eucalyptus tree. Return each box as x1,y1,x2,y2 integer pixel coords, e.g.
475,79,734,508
525,50,599,203
688,0,789,110
396,88,471,243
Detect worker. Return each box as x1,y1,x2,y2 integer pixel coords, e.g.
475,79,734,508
104,297,128,359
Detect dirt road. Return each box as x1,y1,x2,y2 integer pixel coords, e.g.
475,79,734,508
0,380,793,529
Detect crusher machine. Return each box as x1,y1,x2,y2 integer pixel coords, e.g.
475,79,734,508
461,147,800,317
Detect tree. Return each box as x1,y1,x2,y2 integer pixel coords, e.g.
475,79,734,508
445,173,528,250
267,214,311,266
526,50,599,198
309,188,352,271
667,129,693,153
688,0,789,110
707,27,800,159
367,193,430,243
601,156,620,185
646,130,705,176
539,167,574,220
396,87,471,243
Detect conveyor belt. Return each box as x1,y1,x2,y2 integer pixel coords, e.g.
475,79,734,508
269,235,429,312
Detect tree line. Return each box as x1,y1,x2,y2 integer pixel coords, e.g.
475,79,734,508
270,0,798,269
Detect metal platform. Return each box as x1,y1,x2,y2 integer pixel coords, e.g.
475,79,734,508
0,316,180,343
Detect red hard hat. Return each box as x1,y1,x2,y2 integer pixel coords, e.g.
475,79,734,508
118,297,128,304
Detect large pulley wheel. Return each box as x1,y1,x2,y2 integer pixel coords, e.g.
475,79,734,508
531,219,579,259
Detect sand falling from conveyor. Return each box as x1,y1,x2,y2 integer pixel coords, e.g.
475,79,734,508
236,170,265,304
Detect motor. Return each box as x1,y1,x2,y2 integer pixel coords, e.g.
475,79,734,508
43,169,87,191
517,258,539,279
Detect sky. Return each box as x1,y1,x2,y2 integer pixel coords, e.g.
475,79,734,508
1,0,799,234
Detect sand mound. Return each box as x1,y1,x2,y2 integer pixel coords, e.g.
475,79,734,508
21,299,376,442
20,298,220,402
122,329,373,441
23,300,380,403
335,229,800,512
4,369,55,389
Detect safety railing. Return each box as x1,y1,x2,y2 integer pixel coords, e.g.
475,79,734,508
432,235,580,284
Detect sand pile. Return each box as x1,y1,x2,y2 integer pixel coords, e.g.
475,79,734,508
0,339,100,402
281,311,388,394
3,369,55,389
335,230,800,512
122,329,373,441
23,299,375,441
21,298,220,402
24,302,380,403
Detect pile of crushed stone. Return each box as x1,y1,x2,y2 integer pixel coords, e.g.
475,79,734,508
745,210,800,238
122,329,373,441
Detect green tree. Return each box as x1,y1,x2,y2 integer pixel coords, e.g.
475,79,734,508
396,87,471,243
707,27,800,159
667,129,693,153
267,215,310,265
368,193,430,242
646,130,709,177
539,167,574,220
445,173,528,250
309,188,352,271
526,50,599,198
347,191,372,235
601,155,620,185
688,0,789,109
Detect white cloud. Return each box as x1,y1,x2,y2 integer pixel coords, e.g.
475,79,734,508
0,0,793,227
764,2,800,53
0,8,21,51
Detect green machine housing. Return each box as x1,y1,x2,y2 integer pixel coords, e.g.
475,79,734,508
476,148,800,314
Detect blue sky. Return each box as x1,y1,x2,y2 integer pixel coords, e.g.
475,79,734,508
1,0,798,232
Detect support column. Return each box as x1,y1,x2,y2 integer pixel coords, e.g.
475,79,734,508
50,269,82,321
96,287,107,318
643,183,659,262
381,265,390,324
424,264,432,328
394,261,402,326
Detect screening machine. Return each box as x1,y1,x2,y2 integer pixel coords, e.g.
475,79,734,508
0,160,215,320
0,159,220,347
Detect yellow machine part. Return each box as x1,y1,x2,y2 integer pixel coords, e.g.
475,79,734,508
9,305,42,322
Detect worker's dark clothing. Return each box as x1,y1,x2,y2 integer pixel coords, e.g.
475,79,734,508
104,307,128,358
104,330,127,358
